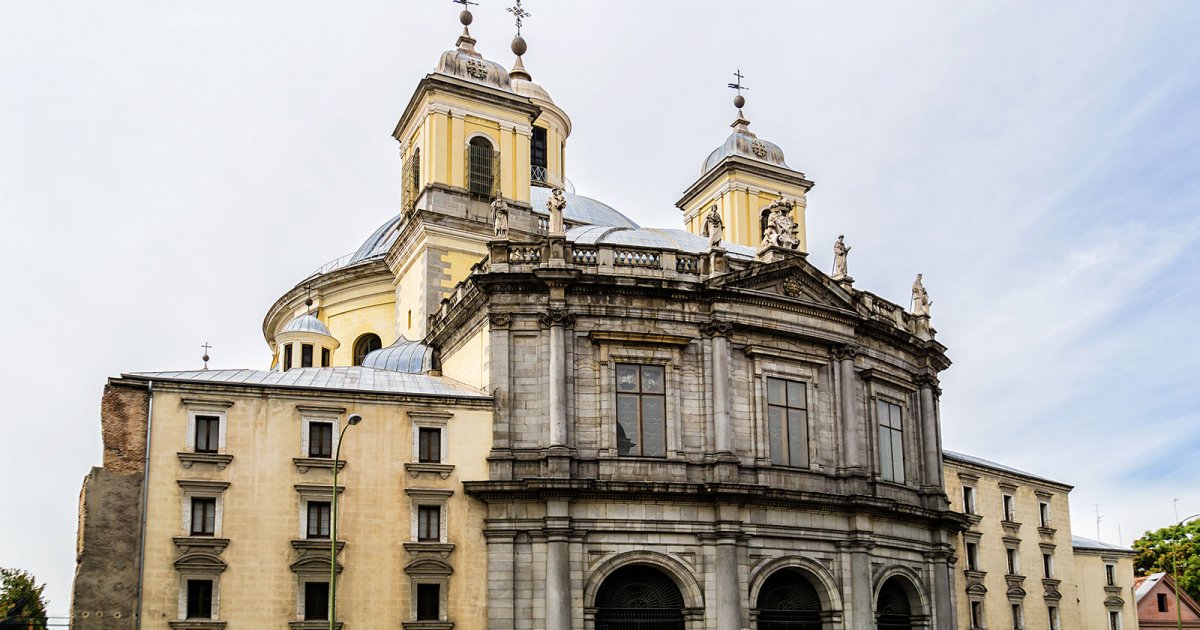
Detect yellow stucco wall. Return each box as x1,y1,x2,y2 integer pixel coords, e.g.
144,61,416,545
680,170,810,252
1074,552,1139,630
441,325,489,391
139,389,492,628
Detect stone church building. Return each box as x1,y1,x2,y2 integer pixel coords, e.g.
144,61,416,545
72,7,995,630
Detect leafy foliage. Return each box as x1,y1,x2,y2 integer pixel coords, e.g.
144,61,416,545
0,568,48,629
1133,519,1200,603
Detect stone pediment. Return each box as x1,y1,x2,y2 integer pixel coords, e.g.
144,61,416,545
710,256,855,311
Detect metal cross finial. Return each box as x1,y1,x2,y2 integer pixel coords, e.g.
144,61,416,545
507,0,531,35
728,69,748,95
452,0,477,6
201,342,212,370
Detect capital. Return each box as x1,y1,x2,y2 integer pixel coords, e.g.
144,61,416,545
488,312,512,328
914,373,940,390
831,344,858,360
538,308,575,328
702,318,733,338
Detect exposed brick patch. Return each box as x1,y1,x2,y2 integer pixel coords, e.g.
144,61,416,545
99,383,149,474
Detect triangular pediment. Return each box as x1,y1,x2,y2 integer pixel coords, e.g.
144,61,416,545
710,254,855,310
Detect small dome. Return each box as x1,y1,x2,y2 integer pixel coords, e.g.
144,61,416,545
530,187,639,229
435,39,512,92
361,336,434,373
702,117,788,175
511,76,553,103
282,314,330,336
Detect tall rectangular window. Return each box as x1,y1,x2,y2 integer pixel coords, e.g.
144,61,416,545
1108,610,1121,630
307,501,331,539
766,377,809,467
418,427,442,463
417,505,441,542
970,601,984,628
615,364,666,457
190,497,216,536
1006,548,1019,575
283,344,293,371
186,579,213,619
194,415,220,454
1158,593,1169,612
301,344,314,368
876,400,904,483
416,583,440,621
1039,501,1051,527
963,486,976,514
1011,603,1023,630
530,126,548,171
966,542,979,571
309,421,334,458
1106,564,1116,586
1048,606,1060,630
1003,494,1016,521
321,347,331,367
1043,553,1054,578
304,581,329,621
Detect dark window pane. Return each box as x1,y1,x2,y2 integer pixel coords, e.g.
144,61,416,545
191,498,216,536
640,396,665,457
353,334,382,366
468,136,496,199
283,344,293,371
615,364,639,392
195,416,219,453
309,422,333,458
419,427,441,463
616,393,639,456
321,348,330,367
640,365,664,394
890,429,905,482
766,378,785,406
878,425,894,481
531,127,548,170
304,581,329,621
416,583,440,621
788,408,808,467
307,502,331,539
418,505,440,542
786,380,806,408
301,344,313,368
186,579,213,619
768,406,786,466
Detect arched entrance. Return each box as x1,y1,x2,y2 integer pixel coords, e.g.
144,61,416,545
755,568,822,629
876,577,915,630
595,564,686,630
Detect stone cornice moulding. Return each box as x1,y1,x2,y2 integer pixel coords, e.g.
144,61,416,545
742,344,831,367
295,404,347,415
408,410,454,423
177,480,231,493
181,398,235,409
405,488,455,500
294,484,344,499
587,330,693,347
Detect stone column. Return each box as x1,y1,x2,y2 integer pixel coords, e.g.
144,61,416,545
714,536,741,630
834,345,863,474
484,530,516,630
704,319,734,454
916,374,942,489
929,543,958,629
544,499,573,630
846,538,876,630
539,309,575,448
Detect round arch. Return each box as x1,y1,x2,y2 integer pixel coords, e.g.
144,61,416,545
584,551,705,630
748,556,844,617
465,130,498,148
871,567,931,630
352,333,382,366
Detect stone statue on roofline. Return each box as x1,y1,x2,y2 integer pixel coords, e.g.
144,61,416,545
832,234,851,280
759,198,800,250
491,192,509,238
911,273,932,317
547,187,566,233
701,205,724,248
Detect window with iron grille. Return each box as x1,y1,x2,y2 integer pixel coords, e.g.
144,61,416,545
417,505,440,542
615,364,666,457
304,581,329,621
467,136,499,200
418,427,442,463
190,497,216,536
416,583,440,621
306,501,331,539
309,421,333,458
766,377,809,468
194,415,220,454
402,148,420,212
877,400,905,483
353,333,382,366
186,579,213,619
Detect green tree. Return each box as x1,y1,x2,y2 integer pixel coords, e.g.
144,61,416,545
1133,519,1200,603
0,568,48,629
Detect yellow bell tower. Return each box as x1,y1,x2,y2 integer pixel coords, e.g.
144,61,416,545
677,76,814,251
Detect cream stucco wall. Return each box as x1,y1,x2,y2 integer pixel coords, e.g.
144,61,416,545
1075,551,1140,630
680,170,810,252
441,324,489,391
139,387,492,628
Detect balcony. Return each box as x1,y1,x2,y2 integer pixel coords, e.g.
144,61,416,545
530,165,575,193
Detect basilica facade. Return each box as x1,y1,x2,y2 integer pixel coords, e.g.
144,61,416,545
71,8,970,630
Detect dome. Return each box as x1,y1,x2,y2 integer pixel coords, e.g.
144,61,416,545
530,187,639,229
435,36,512,92
511,76,553,103
361,336,433,373
567,226,756,259
348,215,402,266
701,117,788,175
282,314,331,336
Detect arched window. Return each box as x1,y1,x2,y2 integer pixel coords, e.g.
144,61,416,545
595,564,685,630
876,577,915,630
756,568,822,630
467,136,498,200
353,334,382,366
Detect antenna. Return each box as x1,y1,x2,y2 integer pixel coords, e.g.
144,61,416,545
1093,504,1103,541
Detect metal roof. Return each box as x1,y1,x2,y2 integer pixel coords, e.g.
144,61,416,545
123,367,487,399
530,187,640,229
281,314,331,336
360,337,433,373
702,119,789,175
566,226,757,258
943,449,1071,488
1071,535,1134,553
347,214,403,266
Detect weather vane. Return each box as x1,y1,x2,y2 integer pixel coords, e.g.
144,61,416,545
728,69,748,109
507,0,531,36
201,342,212,371
452,0,477,6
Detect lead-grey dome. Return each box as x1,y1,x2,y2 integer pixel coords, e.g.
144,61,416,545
435,35,512,92
702,117,788,175
282,314,331,336
360,336,433,373
530,187,639,229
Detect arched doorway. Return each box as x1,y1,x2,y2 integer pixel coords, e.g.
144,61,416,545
595,564,686,630
876,577,915,630
755,568,823,629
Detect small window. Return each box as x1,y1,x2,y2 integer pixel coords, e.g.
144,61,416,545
307,501,331,539
418,427,442,463
531,126,548,171
304,581,329,621
766,377,809,468
1043,553,1054,578
321,347,331,367
353,334,382,366
190,497,216,536
1006,548,1019,575
1039,501,1051,527
966,542,979,571
615,363,667,458
1011,603,1023,630
970,601,984,629
186,579,213,619
1158,593,1168,613
1048,605,1060,630
877,400,905,483
301,343,314,368
1108,610,1121,630
963,486,976,514
283,344,294,371
467,136,498,200
417,505,440,542
1003,494,1016,521
416,583,440,621
309,421,334,458
194,415,220,454
1106,564,1116,587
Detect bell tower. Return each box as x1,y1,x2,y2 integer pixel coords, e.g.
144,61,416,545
677,72,814,251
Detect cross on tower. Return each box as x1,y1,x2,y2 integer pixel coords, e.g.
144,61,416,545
727,69,748,95
507,0,531,35
452,0,477,7
201,342,212,370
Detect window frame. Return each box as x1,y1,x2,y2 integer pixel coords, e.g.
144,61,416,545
963,485,977,514
308,420,334,459
190,497,217,537
185,578,215,620
1039,501,1051,527
1002,494,1017,522
302,579,330,621
418,427,443,464
764,376,810,468
1105,563,1116,587
876,398,906,483
186,408,227,455
466,134,499,200
614,362,668,458
970,600,985,629
178,480,228,538
966,541,980,571
416,583,441,621
301,413,342,460
417,505,441,542
406,488,452,544
1010,602,1023,630
301,343,314,368
1048,605,1060,630
321,347,331,368
352,333,382,366
283,343,294,371
305,500,332,540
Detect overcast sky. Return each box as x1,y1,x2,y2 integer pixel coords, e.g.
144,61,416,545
2,0,1198,615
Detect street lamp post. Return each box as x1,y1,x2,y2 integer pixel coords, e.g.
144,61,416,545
330,413,362,630
1172,512,1199,630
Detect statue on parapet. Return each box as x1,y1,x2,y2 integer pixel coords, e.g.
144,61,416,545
701,205,724,248
759,198,800,250
491,192,509,238
832,234,851,280
547,187,566,233
911,273,932,317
